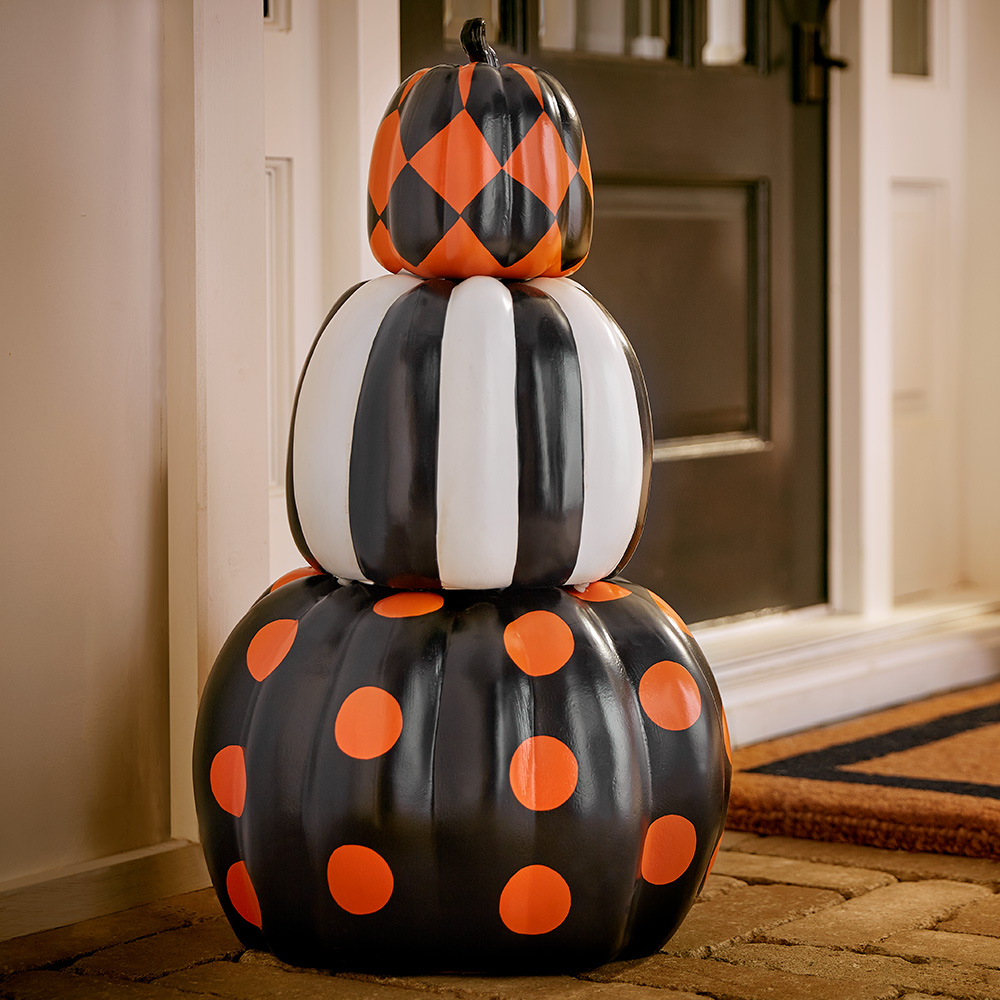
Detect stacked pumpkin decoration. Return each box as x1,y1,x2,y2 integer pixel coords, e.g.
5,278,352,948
194,20,731,973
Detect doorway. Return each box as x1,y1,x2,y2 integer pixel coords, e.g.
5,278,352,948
401,0,828,623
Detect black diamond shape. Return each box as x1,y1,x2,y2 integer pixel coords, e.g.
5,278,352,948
398,67,466,160
464,64,543,165
367,193,384,237
386,164,461,267
380,76,412,121
536,69,585,168
462,173,556,268
557,173,593,272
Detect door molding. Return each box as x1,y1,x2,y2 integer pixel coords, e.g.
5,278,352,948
163,0,270,842
164,0,1000,848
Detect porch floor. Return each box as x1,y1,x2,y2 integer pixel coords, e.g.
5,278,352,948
2,831,999,1000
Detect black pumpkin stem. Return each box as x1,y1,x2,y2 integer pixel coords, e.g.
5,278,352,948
461,18,500,68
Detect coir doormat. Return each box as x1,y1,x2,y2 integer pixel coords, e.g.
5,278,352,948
727,681,1000,859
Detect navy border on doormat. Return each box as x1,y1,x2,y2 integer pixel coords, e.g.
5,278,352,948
746,702,1000,799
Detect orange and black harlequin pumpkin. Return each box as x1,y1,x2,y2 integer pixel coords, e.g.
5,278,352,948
367,19,593,281
193,571,731,972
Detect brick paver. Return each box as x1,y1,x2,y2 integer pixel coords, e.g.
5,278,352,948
937,892,1000,936
762,879,991,948
661,884,843,956
711,851,897,897
695,874,747,902
162,962,438,999
731,834,1000,887
70,915,242,980
589,953,897,1000
713,941,1000,999
378,972,708,1000
0,969,208,998
0,904,186,976
3,835,1000,1000
869,927,1000,968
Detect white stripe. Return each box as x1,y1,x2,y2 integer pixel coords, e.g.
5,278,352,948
534,277,645,586
436,277,519,589
291,273,422,579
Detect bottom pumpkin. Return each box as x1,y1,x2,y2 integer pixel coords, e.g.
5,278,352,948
193,573,731,972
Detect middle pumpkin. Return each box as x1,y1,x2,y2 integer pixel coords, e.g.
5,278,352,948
287,274,652,591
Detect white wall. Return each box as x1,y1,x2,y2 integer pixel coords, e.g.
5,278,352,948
0,1,169,882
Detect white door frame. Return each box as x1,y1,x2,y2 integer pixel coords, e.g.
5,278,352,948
164,1,270,843
166,0,1000,835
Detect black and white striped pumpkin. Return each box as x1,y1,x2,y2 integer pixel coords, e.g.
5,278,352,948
287,274,652,590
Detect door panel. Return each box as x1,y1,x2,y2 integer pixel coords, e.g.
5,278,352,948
585,180,766,440
400,0,827,622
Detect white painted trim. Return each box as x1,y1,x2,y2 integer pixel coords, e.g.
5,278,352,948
319,0,400,299
0,842,210,942
264,157,295,490
828,0,894,616
163,3,269,844
699,594,1000,747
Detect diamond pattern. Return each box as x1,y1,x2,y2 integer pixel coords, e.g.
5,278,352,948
504,115,578,214
557,173,593,273
368,110,406,215
386,165,460,268
368,59,593,280
409,109,502,213
398,67,465,160
463,174,555,268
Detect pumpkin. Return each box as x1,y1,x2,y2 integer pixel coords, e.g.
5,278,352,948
286,273,652,591
367,18,593,281
193,571,731,972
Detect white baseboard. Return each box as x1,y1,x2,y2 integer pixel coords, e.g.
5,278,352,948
698,593,1000,747
0,840,210,942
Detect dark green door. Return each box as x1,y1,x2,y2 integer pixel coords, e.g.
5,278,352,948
401,0,827,623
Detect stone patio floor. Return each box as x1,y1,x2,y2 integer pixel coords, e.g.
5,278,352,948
2,831,999,1000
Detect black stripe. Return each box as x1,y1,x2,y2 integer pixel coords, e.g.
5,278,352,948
748,701,1000,798
349,280,451,588
286,282,366,570
509,283,584,586
600,302,653,577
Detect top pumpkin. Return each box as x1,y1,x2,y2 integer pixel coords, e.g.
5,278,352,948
368,19,593,281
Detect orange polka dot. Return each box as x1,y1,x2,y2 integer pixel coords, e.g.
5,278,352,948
503,611,574,676
705,836,722,879
641,815,698,885
246,618,298,681
499,865,571,935
373,591,444,618
638,660,702,731
509,736,578,811
721,705,733,763
649,591,693,636
226,861,262,928
570,581,631,602
210,745,246,817
269,566,322,592
327,845,394,914
335,687,403,759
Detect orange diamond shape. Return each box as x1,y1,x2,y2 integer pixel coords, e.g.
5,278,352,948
368,111,406,215
504,114,577,214
408,109,502,213
414,218,508,279
577,133,593,197
369,218,406,274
